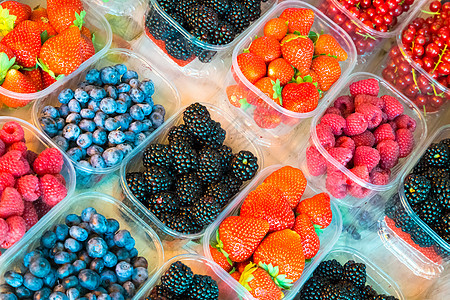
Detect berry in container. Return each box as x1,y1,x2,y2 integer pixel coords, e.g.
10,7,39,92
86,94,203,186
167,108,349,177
299,72,427,207
203,164,342,300
120,103,264,243
0,0,112,109
223,0,356,145
379,124,450,279
32,48,181,189
142,0,277,77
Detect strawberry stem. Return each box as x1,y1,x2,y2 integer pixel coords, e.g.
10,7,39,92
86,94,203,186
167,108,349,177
0,7,17,36
73,10,86,30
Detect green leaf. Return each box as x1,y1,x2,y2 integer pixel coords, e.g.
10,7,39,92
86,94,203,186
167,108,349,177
73,10,86,30
308,31,319,44
36,58,57,79
0,7,16,36
303,75,313,83
271,79,283,105
40,30,52,45
55,74,65,81
0,53,16,85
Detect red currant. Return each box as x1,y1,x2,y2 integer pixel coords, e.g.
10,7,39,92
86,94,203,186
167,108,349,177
413,44,425,57
425,43,440,58
438,62,450,75
430,1,442,12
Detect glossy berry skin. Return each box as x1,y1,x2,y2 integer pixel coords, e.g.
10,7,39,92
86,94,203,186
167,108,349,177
86,237,108,258
78,269,101,290
29,257,51,278
115,261,133,280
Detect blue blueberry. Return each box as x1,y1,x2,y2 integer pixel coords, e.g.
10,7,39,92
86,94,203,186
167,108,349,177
90,88,107,101
93,112,106,129
69,226,89,241
74,88,90,104
64,238,82,252
59,104,70,118
97,293,111,300
53,252,71,265
68,99,81,113
88,100,101,112
41,231,57,249
100,98,117,114
40,117,58,137
66,113,81,125
29,257,51,278
58,89,75,104
79,120,96,133
23,250,43,268
115,100,127,114
129,105,144,121
142,119,152,131
87,237,108,258
132,257,148,268
66,287,80,300
123,281,136,298
34,287,52,300
116,144,133,156
137,103,153,116
134,133,146,146
54,224,69,241
89,154,107,169
129,88,144,103
15,285,32,298
150,111,164,128
0,293,17,300
89,214,108,234
62,124,81,141
118,93,131,107
61,276,78,290
42,105,60,119
77,133,93,149
66,147,83,162
116,249,130,262
86,69,100,84
85,293,97,300
80,109,95,119
129,248,138,258
102,148,123,167
115,262,133,280
129,78,140,89
56,118,65,130
114,114,131,130
121,70,138,83
152,104,165,118
143,96,154,106
106,219,119,234
101,252,117,269
123,131,135,143
105,85,118,99
49,242,65,259
90,258,105,273
113,230,131,248
140,80,155,96
87,145,104,156
92,129,107,145
65,214,81,226
78,269,101,291
129,121,144,133
84,84,96,93
81,207,97,222
78,250,92,264
132,267,148,286
4,271,23,288
105,118,120,132
116,83,130,94
44,269,57,287
73,260,87,273
49,291,69,300
96,287,108,294
101,67,120,85
109,292,124,300
114,64,127,75
107,283,124,294
104,234,115,248
108,130,126,145
23,272,44,291
57,264,74,279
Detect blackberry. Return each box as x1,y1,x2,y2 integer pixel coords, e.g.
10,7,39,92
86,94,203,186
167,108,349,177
403,174,431,205
335,280,362,300
410,226,434,247
145,13,169,40
126,172,148,203
424,167,448,184
242,0,261,22
385,194,400,220
166,213,200,234
216,145,233,172
179,205,196,223
202,0,230,17
205,181,232,207
183,274,219,300
416,199,443,227
147,284,175,299
144,165,173,194
165,35,192,61
342,260,366,288
183,103,214,140
192,196,221,227
174,0,198,18
298,276,329,300
226,2,250,34
375,296,398,300
393,206,416,233
440,138,450,148
148,192,179,218
412,157,429,175
168,125,194,146
423,143,449,167
360,285,377,299
168,11,187,28
313,259,343,283
198,50,217,63
143,144,172,169
230,150,258,181
222,173,243,195
197,147,222,184
211,21,236,45
196,120,226,149
169,141,198,175
320,283,342,300
432,177,450,210
160,261,194,295
157,0,176,13
186,5,219,34
175,173,203,206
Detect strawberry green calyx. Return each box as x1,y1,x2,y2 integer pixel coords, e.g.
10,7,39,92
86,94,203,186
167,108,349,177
271,79,282,105
281,33,307,46
258,262,293,289
0,53,16,84
0,7,16,36
239,98,251,110
308,31,319,44
239,262,258,291
37,58,64,80
215,230,234,267
313,224,323,235
73,10,86,30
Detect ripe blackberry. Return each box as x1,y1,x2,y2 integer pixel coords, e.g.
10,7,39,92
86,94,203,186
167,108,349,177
147,284,175,299
360,285,378,299
298,276,329,300
226,2,250,34
143,144,172,169
230,150,258,181
320,283,343,300
313,259,343,283
179,205,196,223
431,177,450,210
424,167,448,183
192,196,221,227
174,0,198,18
404,174,431,205
160,261,194,295
205,181,232,207
183,103,214,140
412,157,429,175
423,143,449,167
165,213,200,234
168,11,187,28
166,35,193,61
148,192,179,218
375,296,399,300
175,173,203,206
145,13,168,40
342,260,366,288
144,165,173,194
393,206,416,233
416,199,443,227
216,145,233,172
211,21,235,45
335,280,362,299
441,138,450,148
168,125,194,146
126,172,148,203
198,50,217,63
196,120,226,149
410,226,434,247
169,141,198,175
202,0,230,17
184,274,219,300
385,194,400,220
157,0,176,13
186,5,219,34
197,147,222,184
242,0,261,22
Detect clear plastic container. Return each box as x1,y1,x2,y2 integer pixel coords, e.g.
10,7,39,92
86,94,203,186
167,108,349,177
0,192,165,296
0,0,113,109
299,72,427,207
223,0,357,146
120,102,265,241
378,125,450,279
32,48,181,189
142,0,277,77
134,253,245,299
203,164,343,300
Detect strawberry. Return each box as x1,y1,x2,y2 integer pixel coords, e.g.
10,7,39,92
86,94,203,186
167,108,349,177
47,0,84,11
0,44,14,59
292,214,320,259
263,166,307,209
281,36,314,75
22,68,43,91
239,263,284,300
253,102,282,129
230,270,242,282
0,69,37,108
314,34,348,61
48,5,83,34
30,7,57,37
249,36,281,63
267,58,294,86
279,8,314,35
237,52,266,84
295,192,332,229
240,183,295,232
0,1,31,26
253,229,305,286
40,66,57,89
81,34,95,61
254,77,282,105
81,26,91,39
310,55,341,92
218,216,269,262
226,84,252,109
281,82,319,113
264,18,288,41
210,245,233,272
236,260,252,273
39,26,83,76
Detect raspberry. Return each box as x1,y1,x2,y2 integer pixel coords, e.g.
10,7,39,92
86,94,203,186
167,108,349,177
335,136,356,155
0,150,30,177
381,95,404,120
388,120,397,132
353,146,380,172
347,165,371,199
17,175,41,202
25,150,38,166
381,112,388,124
6,141,27,156
53,173,66,186
0,172,15,193
0,218,8,245
333,95,354,115
0,139,5,157
370,167,390,186
327,147,353,172
325,107,342,116
396,128,414,158
306,146,327,176
352,131,375,147
344,113,368,136
0,187,24,218
377,140,399,169
355,103,382,130
315,123,335,149
0,215,26,249
354,94,385,110
373,124,395,145
349,78,379,97
395,114,416,132
320,113,346,135
253,104,281,129
0,121,25,144
33,148,64,176
326,170,347,199
22,201,38,231
33,198,52,219
40,174,68,207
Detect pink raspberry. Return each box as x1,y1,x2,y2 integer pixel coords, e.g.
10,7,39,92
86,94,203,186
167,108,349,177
33,199,52,219
326,170,348,199
0,150,30,177
352,131,375,147
33,148,64,176
336,136,356,155
6,141,27,156
353,146,381,172
373,123,395,145
388,120,397,132
25,150,38,167
327,147,353,172
0,215,26,249
325,107,342,116
0,218,8,245
381,95,404,120
396,128,415,158
349,78,379,97
377,140,400,169
354,94,385,110
0,122,25,144
0,139,5,157
0,187,24,218
333,95,355,115
395,114,417,132
344,113,368,136
347,165,371,199
0,172,15,193
306,146,327,176
17,175,41,202
315,123,335,149
381,112,388,124
22,201,38,231
370,167,391,186
53,173,66,186
40,174,68,207
355,103,382,129
321,113,346,136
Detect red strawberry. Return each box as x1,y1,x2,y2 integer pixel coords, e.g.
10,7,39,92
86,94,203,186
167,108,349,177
295,192,332,229
0,69,37,107
22,201,38,230
0,187,24,218
249,36,281,63
210,245,233,272
40,174,67,207
218,216,269,262
236,260,252,273
81,34,95,61
310,55,341,92
47,5,82,33
30,7,57,36
0,218,8,245
229,270,241,282
349,78,379,97
237,52,267,84
281,36,314,75
280,8,314,35
267,58,294,86
0,1,31,26
226,85,251,109
0,43,15,59
23,69,43,91
47,0,84,11
40,68,57,89
293,214,320,259
282,82,319,113
254,77,282,105
253,103,282,129
0,215,26,249
264,17,288,41
239,263,284,300
314,34,348,61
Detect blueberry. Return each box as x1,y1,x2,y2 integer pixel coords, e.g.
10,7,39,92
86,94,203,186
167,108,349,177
34,287,52,300
84,84,96,92
89,154,107,169
90,258,105,273
80,109,95,119
94,112,107,129
107,283,124,294
100,252,117,269
128,78,140,89
137,103,153,116
139,80,155,96
57,263,74,279
64,238,82,252
40,117,58,137
89,214,108,234
78,269,101,291
105,85,118,99
129,88,144,103
87,237,108,258
80,121,97,134
116,249,130,262
101,67,120,85
86,69,100,84
77,132,93,149
134,133,146,146
100,98,117,114
152,104,166,118
123,281,136,298
41,231,57,249
53,224,69,242
66,287,80,300
49,242,65,259
115,261,133,280
116,144,133,156
143,96,154,106
90,88,107,101
44,269,57,287
129,105,144,121
49,291,69,300
59,89,75,104
149,111,164,128
81,207,97,222
142,119,152,131
69,226,89,241
53,252,71,265
106,219,119,234
16,285,32,298
68,99,81,113
97,293,111,300
92,129,107,145
4,271,23,288
102,148,123,167
23,272,44,291
114,64,127,75
109,292,124,300
53,284,65,293
131,257,148,269
0,292,16,300
108,130,126,145
115,100,127,114
29,257,51,278
79,251,92,264
131,267,148,286
42,105,60,119
128,121,144,134
23,250,43,268
129,248,138,258
65,214,81,226
85,293,97,300
66,147,83,162
56,118,65,130
61,276,78,290
74,88,90,104
118,93,131,107
63,124,81,141
104,234,115,248
113,230,131,248
87,145,104,156
117,83,130,94
121,70,138,83
72,259,86,273
59,104,70,118
114,114,131,130
105,118,120,131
